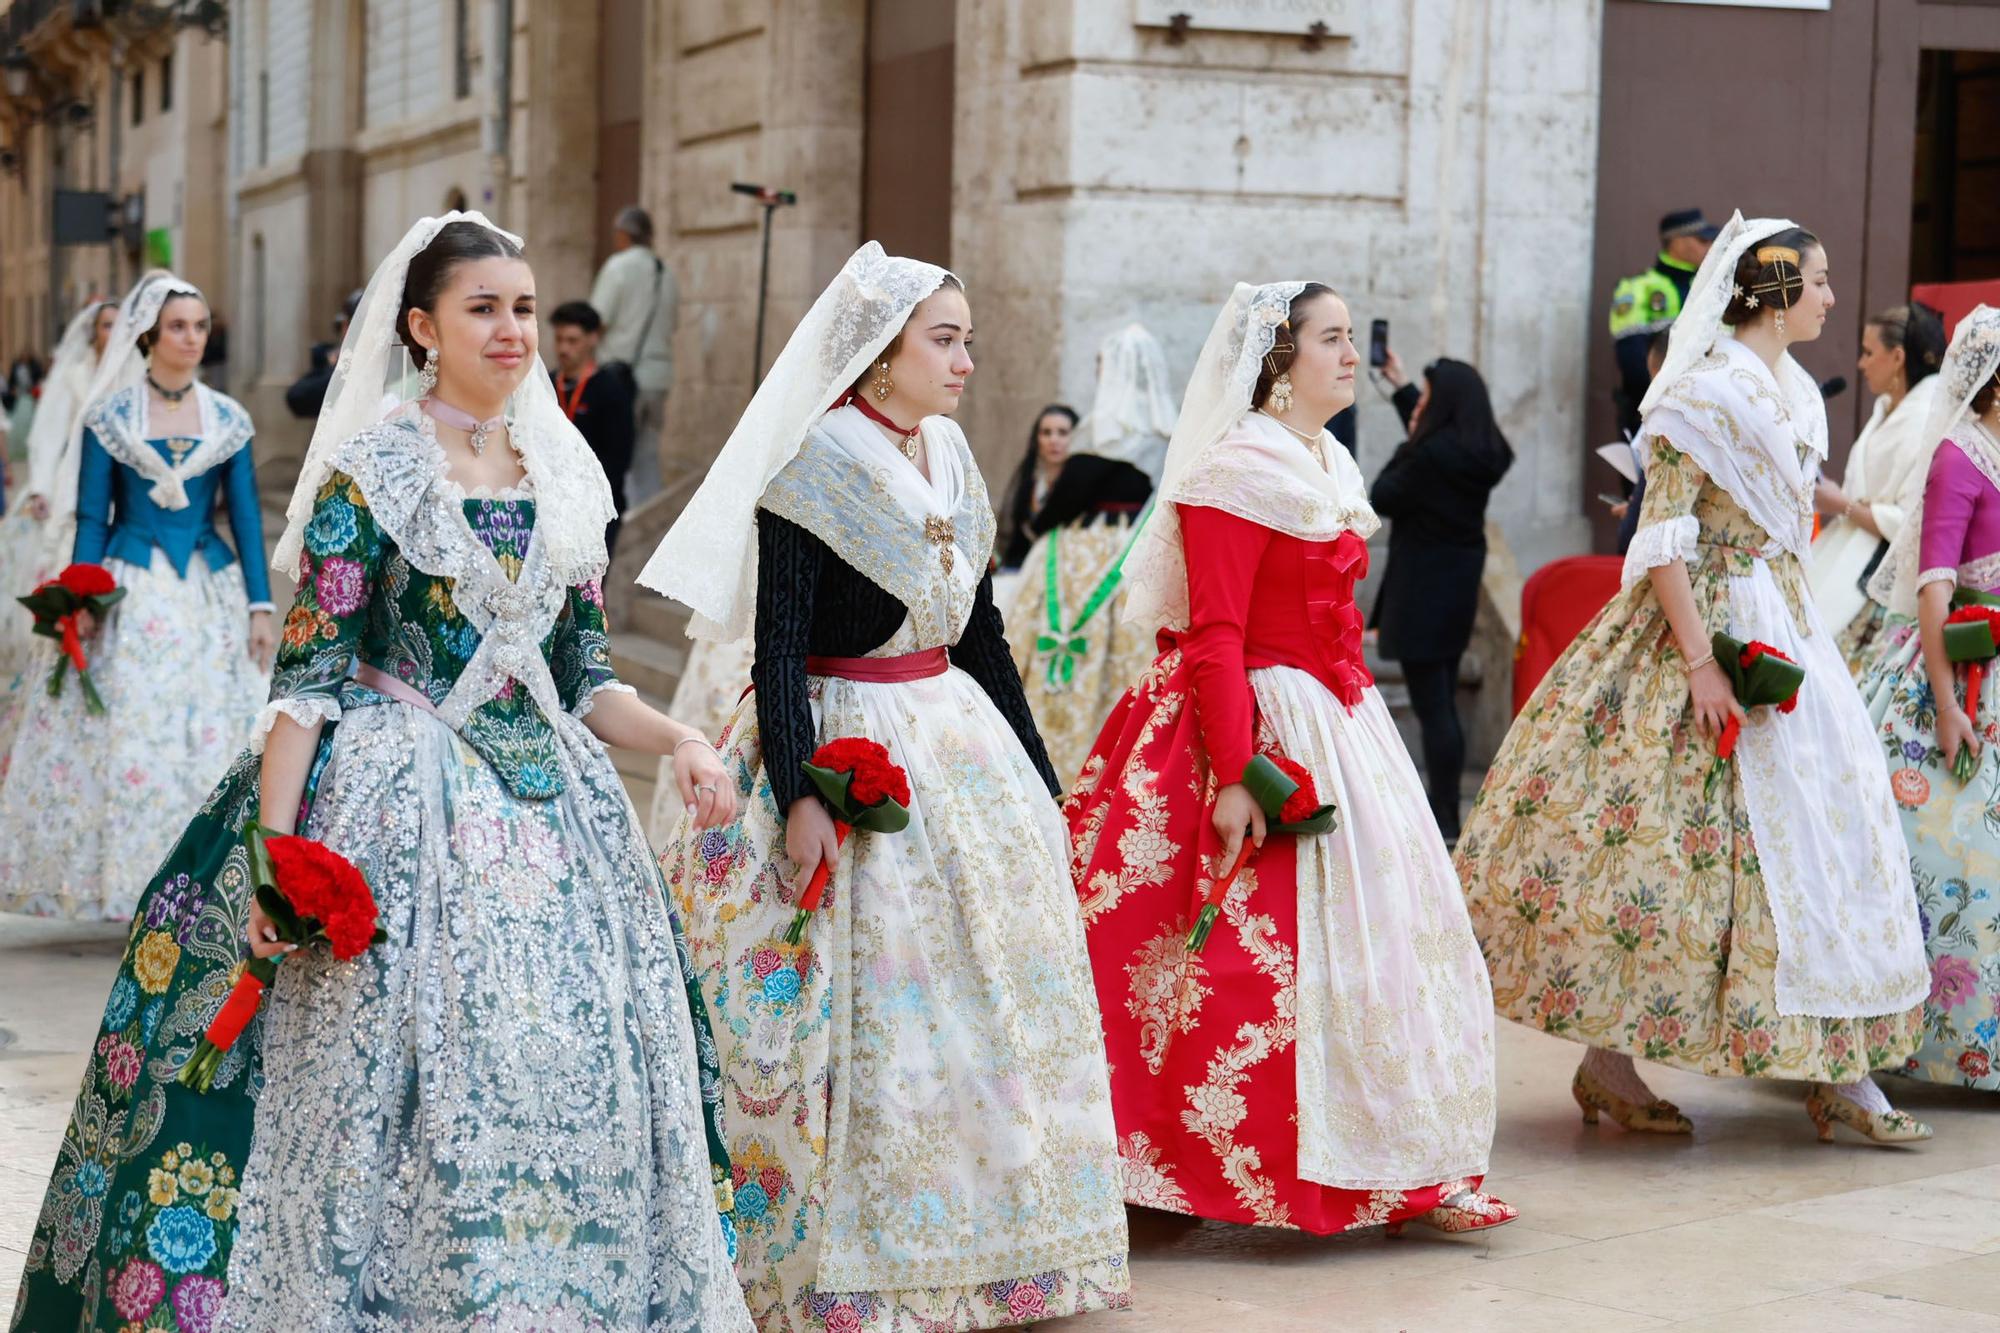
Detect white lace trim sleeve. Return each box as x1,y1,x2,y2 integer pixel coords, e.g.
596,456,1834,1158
1917,566,1959,593
1620,515,1699,589
249,695,344,753
572,680,638,720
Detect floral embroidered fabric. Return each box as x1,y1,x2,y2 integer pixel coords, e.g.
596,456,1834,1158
1455,439,1926,1074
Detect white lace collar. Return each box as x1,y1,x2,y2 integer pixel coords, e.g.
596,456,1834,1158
80,382,254,512
1123,412,1378,631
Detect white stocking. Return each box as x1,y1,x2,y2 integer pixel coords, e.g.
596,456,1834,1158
1830,1076,1892,1115
1580,1047,1663,1105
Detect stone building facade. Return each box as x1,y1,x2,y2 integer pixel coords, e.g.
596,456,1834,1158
0,3,230,380
635,0,1602,569
6,1,1604,572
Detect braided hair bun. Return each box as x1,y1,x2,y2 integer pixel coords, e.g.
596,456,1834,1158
1721,227,1819,327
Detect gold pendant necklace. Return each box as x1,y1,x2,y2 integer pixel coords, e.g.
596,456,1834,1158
1256,409,1326,465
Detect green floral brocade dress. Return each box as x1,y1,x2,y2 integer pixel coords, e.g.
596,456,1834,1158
1453,437,1924,1081
11,421,742,1332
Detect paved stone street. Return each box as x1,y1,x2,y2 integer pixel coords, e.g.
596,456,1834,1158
3,912,1997,1332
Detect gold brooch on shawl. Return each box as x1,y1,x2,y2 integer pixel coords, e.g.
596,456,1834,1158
923,515,956,576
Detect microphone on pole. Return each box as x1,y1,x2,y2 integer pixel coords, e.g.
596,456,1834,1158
732,182,798,208
1819,375,1848,401
732,183,799,385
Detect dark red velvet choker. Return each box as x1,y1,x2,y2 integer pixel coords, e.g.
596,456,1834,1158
845,392,920,450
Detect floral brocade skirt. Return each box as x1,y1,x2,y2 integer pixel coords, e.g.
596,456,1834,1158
1065,649,1496,1234
0,550,266,921
8,747,267,1333
658,662,1131,1332
1001,520,1158,792
1862,621,2000,1089
1453,576,1922,1081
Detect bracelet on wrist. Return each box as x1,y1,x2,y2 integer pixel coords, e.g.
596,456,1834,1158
672,734,718,759
1685,650,1716,673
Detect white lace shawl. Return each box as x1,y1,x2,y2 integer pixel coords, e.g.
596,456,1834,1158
1127,411,1377,631
256,417,589,746
78,382,255,512
758,406,994,649
1622,336,1825,589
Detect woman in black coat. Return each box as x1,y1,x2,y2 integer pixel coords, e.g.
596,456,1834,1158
1369,353,1513,840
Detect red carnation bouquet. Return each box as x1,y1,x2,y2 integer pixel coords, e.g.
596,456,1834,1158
1942,588,2000,781
16,562,126,714
1187,750,1338,953
784,738,913,944
178,821,387,1092
1703,632,1805,800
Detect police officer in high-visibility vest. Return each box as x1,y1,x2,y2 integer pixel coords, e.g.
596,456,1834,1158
1608,208,1718,436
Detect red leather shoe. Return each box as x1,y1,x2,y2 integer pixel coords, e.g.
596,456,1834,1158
1385,1190,1519,1236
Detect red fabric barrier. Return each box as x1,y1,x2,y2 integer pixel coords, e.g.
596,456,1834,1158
1513,555,1624,715
1912,280,2000,338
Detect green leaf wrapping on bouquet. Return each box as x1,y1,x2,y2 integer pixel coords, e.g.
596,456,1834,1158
1241,753,1339,836
801,761,912,835
1944,619,2000,664
1945,588,2000,664
17,585,74,620
242,822,305,937
1710,631,1806,709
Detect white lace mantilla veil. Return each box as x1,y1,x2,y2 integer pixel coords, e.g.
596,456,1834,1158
272,211,616,586
77,268,195,422
1868,303,2000,618
1121,280,1378,633
23,298,114,526
1072,321,1178,484
637,241,954,642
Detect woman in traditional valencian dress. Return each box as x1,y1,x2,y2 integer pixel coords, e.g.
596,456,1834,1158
1809,302,1946,675
995,403,1076,573
8,214,751,1332
1003,323,1176,787
0,274,273,922
646,242,1130,1331
1455,213,1934,1143
1860,305,2000,1091
1067,281,1510,1236
0,298,117,697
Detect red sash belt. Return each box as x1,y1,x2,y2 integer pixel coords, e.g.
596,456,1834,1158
805,648,949,683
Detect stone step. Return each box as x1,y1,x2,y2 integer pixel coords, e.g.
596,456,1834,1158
622,592,690,646
610,633,688,702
